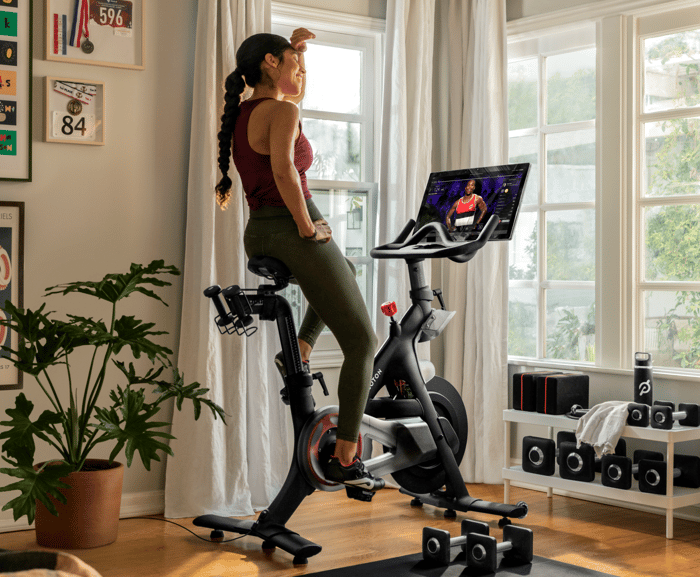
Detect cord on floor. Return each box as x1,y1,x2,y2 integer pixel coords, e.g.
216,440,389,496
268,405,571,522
126,516,249,544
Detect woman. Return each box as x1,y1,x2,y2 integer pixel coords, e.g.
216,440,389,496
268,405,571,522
214,30,382,491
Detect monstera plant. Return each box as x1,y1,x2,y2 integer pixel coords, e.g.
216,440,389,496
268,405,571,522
0,260,225,525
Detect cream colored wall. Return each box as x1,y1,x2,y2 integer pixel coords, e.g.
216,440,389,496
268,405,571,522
506,0,600,20
0,0,197,529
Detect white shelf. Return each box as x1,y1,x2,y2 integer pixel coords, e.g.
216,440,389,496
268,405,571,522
502,409,700,539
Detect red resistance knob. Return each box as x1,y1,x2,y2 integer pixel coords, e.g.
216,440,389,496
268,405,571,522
381,301,397,317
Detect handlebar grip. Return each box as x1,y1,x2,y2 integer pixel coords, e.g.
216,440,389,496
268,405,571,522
447,214,500,263
204,285,233,326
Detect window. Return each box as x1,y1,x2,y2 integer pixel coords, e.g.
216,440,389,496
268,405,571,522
272,5,383,351
507,26,597,363
508,4,700,377
637,17,700,370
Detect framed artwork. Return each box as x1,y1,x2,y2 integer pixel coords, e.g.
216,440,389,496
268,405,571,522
0,0,33,182
45,76,105,145
0,201,24,391
45,0,144,70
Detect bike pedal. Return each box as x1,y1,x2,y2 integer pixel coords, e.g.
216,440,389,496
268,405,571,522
345,487,375,502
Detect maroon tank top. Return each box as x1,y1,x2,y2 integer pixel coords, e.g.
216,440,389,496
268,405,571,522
232,98,313,211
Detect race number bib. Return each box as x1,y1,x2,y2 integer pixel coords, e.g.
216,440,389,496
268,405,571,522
52,112,97,141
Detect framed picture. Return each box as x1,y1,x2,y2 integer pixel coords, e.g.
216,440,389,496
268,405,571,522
45,0,144,70
0,0,32,182
45,76,105,145
0,201,24,391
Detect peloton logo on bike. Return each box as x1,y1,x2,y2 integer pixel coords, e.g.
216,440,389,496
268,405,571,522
370,368,382,386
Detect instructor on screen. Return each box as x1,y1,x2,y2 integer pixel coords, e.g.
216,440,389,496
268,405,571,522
445,179,488,231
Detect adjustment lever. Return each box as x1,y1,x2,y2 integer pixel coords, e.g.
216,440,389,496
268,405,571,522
433,289,446,311
312,372,329,396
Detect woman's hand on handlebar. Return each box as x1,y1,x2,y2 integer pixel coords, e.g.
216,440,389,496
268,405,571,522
299,219,332,244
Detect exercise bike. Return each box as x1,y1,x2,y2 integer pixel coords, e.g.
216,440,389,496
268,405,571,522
193,214,527,564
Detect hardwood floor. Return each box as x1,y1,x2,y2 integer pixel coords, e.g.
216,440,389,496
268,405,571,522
3,485,700,577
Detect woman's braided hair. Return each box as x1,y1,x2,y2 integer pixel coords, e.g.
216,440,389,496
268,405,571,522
215,33,293,210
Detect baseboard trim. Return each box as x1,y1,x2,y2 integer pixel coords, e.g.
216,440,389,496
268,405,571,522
0,490,165,534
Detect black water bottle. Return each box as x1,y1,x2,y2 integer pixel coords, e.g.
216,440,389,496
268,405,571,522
634,352,653,405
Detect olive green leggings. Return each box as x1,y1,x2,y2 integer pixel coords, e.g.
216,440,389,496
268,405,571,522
243,200,378,443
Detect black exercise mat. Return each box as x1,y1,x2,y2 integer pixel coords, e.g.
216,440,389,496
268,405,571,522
304,552,616,577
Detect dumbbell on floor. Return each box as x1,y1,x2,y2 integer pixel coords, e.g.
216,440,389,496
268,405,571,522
601,450,664,490
651,401,700,430
422,520,489,566
639,455,700,495
465,525,534,573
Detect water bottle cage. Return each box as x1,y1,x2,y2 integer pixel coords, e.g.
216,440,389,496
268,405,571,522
216,287,258,337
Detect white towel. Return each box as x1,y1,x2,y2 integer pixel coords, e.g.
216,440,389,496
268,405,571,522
575,401,631,459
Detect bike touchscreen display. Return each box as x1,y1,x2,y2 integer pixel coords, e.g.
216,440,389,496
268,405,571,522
413,163,530,241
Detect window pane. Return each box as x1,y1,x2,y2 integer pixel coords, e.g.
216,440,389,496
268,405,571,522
509,212,537,281
546,289,595,361
644,118,700,197
509,287,537,357
508,58,538,130
546,48,596,125
644,30,700,113
546,130,595,203
304,119,361,181
644,290,700,369
644,205,700,282
303,44,362,114
546,210,595,281
509,134,539,205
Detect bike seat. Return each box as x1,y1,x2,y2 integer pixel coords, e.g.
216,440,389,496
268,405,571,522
248,256,294,282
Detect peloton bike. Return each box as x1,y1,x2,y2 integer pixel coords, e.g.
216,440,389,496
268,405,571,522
194,163,531,564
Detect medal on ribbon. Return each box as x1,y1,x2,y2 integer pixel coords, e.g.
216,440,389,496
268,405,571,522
70,0,94,54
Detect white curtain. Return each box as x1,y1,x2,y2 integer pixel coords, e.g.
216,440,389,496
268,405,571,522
376,0,436,329
432,0,509,483
165,0,291,519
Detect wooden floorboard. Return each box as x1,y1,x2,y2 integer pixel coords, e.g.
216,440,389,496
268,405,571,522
2,484,700,577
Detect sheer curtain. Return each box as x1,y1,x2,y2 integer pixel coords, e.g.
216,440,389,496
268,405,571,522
432,0,509,483
376,0,436,327
165,0,291,519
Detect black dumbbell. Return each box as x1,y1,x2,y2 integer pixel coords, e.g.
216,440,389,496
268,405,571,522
627,403,650,427
558,441,596,482
522,432,579,476
601,450,664,490
639,455,700,495
465,525,534,573
650,401,700,430
569,403,650,427
422,520,489,566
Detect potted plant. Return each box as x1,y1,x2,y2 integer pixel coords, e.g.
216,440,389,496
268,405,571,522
0,260,225,548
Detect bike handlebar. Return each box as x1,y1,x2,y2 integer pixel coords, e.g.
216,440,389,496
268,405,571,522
369,213,500,262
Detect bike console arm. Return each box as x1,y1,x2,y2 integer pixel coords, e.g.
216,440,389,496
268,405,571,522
370,213,499,262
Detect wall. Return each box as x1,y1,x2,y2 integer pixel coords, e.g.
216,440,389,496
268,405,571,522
0,0,197,530
506,0,601,21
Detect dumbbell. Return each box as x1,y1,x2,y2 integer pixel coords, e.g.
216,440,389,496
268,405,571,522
601,450,664,490
558,441,596,482
422,519,489,566
650,401,700,430
570,403,651,427
523,433,626,477
465,525,534,573
639,455,700,495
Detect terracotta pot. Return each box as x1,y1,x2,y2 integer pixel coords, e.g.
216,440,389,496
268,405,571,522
35,459,124,549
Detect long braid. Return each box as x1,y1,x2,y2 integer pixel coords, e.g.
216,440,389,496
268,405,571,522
213,33,293,210
215,70,246,209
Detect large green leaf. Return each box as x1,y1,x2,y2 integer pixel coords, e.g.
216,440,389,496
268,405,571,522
152,369,227,424
93,387,174,471
44,260,180,306
111,315,172,362
0,459,74,524
0,394,63,466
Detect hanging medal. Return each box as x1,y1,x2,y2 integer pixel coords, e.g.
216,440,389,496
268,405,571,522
70,0,94,54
